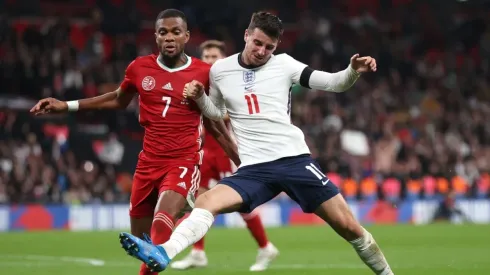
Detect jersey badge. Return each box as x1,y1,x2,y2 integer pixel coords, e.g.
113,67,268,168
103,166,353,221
243,70,255,83
142,76,156,91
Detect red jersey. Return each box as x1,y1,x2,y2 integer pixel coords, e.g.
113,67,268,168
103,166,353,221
120,54,210,165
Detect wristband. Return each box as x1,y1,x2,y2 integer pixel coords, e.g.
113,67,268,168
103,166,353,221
66,100,79,111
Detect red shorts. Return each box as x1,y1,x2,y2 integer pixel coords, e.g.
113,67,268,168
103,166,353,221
129,162,201,218
200,148,235,189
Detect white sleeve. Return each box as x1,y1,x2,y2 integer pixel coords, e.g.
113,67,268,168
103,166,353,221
194,66,227,121
283,54,361,93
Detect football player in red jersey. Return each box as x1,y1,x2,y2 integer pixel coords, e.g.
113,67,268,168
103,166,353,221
170,40,278,272
30,9,238,275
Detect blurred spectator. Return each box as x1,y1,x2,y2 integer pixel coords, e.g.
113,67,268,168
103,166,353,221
0,0,489,204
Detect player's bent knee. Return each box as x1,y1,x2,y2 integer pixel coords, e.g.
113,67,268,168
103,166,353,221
197,187,209,197
155,190,189,218
195,184,244,216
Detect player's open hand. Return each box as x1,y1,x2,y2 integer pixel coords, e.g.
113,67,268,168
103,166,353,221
183,80,205,100
30,97,68,116
350,54,377,73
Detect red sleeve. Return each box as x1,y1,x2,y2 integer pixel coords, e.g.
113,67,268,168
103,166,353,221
120,59,138,93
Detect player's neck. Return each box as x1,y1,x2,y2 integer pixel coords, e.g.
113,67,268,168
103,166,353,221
159,53,188,69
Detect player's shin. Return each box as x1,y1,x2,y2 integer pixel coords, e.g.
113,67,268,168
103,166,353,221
349,227,393,275
241,212,269,248
160,208,214,259
151,211,175,245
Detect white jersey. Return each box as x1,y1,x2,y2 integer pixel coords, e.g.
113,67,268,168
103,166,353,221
196,53,360,167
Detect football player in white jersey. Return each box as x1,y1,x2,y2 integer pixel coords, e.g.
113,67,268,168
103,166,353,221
119,11,393,275
170,40,279,272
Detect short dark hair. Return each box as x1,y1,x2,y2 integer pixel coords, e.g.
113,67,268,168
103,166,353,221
247,11,283,40
155,9,187,28
199,40,226,55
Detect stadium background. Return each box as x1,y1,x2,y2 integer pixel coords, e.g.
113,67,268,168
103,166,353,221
0,0,490,274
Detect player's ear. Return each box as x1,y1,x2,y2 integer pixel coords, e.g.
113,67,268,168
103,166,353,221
185,30,190,44
244,29,249,43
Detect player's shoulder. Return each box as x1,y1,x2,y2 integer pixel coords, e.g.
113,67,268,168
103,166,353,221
210,53,240,74
189,56,211,71
273,53,296,64
127,54,158,69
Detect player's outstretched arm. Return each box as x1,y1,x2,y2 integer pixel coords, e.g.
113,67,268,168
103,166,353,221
183,80,226,121
202,117,240,166
30,87,136,115
289,54,376,93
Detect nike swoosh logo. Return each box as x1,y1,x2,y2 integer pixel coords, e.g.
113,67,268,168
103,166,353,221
322,179,330,185
244,86,253,90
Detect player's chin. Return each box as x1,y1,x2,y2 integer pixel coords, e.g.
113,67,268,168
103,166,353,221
161,49,180,58
251,56,267,66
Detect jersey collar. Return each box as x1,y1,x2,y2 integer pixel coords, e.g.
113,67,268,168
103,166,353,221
238,52,271,70
156,54,192,72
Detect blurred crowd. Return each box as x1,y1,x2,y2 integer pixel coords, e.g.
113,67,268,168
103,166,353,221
0,0,489,204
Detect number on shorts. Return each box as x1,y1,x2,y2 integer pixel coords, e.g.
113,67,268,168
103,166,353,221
178,167,188,178
162,96,171,117
305,163,329,185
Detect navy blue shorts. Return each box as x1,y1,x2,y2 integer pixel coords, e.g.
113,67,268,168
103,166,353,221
219,154,340,213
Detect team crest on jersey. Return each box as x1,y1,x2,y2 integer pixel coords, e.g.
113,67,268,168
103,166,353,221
243,71,255,83
142,76,156,91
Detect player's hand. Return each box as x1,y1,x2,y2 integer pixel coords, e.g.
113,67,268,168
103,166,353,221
183,80,205,100
350,54,377,73
30,97,68,116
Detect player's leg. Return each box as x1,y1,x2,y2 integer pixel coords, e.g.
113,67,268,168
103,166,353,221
169,154,218,270
120,184,244,272
160,165,280,262
150,164,201,248
120,165,279,272
283,156,393,275
241,211,279,271
193,187,209,251
169,186,209,270
120,164,201,271
128,173,159,275
314,195,393,274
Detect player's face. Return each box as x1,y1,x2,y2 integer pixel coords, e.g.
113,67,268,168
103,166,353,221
201,47,225,65
243,28,278,67
155,17,190,58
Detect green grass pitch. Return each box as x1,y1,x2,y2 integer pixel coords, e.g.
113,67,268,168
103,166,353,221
1,224,489,274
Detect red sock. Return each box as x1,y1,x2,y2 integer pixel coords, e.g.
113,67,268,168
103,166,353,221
152,211,175,245
139,263,157,275
241,212,269,248
139,211,175,275
193,236,205,250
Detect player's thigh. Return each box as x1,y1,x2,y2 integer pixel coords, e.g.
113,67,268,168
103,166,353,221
218,167,280,215
157,164,200,218
129,172,158,219
280,156,340,213
195,183,244,215
314,194,363,241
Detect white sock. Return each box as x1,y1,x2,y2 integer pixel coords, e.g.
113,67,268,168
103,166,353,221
349,228,393,275
160,208,214,259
